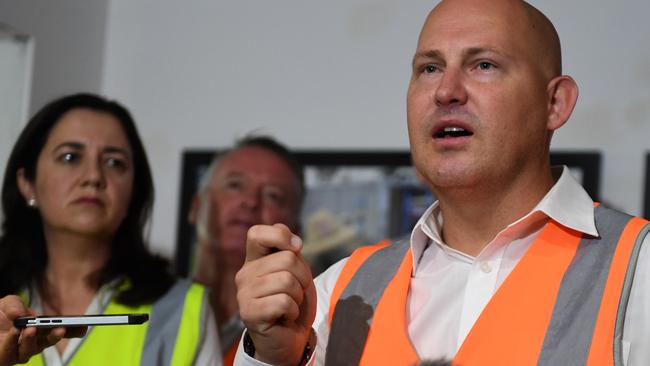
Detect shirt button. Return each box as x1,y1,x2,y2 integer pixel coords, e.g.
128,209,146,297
480,261,492,273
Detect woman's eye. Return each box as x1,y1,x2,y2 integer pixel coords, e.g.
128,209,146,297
106,157,126,169
59,152,77,163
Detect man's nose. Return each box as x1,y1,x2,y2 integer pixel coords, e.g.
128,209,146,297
240,188,261,210
434,67,468,106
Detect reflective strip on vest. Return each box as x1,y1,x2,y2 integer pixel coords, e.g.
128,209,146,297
23,279,207,366
537,208,649,365
326,206,649,366
326,239,414,366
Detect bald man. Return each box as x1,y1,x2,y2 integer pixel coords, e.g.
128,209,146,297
234,1,650,365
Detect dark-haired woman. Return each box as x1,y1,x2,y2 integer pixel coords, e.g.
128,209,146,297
0,93,220,365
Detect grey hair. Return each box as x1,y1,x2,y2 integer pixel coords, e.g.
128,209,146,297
195,134,305,202
196,153,223,194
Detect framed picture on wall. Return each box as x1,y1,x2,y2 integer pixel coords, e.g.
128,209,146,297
174,150,424,277
174,149,602,277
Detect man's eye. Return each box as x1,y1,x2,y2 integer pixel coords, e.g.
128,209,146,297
424,64,439,74
265,190,284,204
225,180,243,190
477,62,494,71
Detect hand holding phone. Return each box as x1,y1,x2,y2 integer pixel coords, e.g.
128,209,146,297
13,314,149,328
0,295,80,365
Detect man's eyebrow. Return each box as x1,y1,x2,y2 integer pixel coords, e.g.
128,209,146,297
463,47,504,58
412,50,443,66
223,171,245,178
411,47,506,66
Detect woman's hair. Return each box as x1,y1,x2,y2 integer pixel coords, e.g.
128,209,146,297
0,93,174,306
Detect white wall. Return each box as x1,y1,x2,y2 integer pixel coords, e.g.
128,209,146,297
1,1,649,259
534,0,650,216
0,0,109,113
0,25,33,224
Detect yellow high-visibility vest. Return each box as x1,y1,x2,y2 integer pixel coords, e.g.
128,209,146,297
23,279,207,366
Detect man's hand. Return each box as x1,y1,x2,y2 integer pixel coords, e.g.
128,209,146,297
0,295,86,366
236,224,316,366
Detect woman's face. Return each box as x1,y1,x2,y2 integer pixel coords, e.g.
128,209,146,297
18,108,134,239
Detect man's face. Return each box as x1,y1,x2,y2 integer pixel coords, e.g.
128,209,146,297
205,146,301,265
407,0,554,193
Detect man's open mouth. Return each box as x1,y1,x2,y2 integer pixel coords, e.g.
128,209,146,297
434,126,474,138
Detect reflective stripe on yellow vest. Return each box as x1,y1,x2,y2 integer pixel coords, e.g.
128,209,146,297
24,279,207,366
326,205,650,366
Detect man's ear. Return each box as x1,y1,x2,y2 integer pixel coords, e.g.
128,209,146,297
546,75,579,132
188,194,200,225
16,168,35,202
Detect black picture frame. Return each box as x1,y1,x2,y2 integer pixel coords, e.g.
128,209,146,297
174,149,601,277
550,152,601,202
174,150,412,276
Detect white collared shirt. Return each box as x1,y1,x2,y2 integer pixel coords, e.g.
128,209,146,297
236,166,650,366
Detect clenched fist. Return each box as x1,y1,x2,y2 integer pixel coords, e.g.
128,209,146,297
236,224,316,366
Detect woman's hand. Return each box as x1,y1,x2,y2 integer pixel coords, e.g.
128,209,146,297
0,295,86,365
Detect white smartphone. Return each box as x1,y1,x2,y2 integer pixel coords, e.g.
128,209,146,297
13,313,148,328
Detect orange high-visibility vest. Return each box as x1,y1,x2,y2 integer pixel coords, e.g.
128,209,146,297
219,315,245,366
325,206,649,366
222,338,239,366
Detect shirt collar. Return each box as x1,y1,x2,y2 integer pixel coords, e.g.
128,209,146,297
536,165,598,236
410,165,598,272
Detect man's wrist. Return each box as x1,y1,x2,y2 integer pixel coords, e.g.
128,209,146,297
242,331,256,358
242,330,316,366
